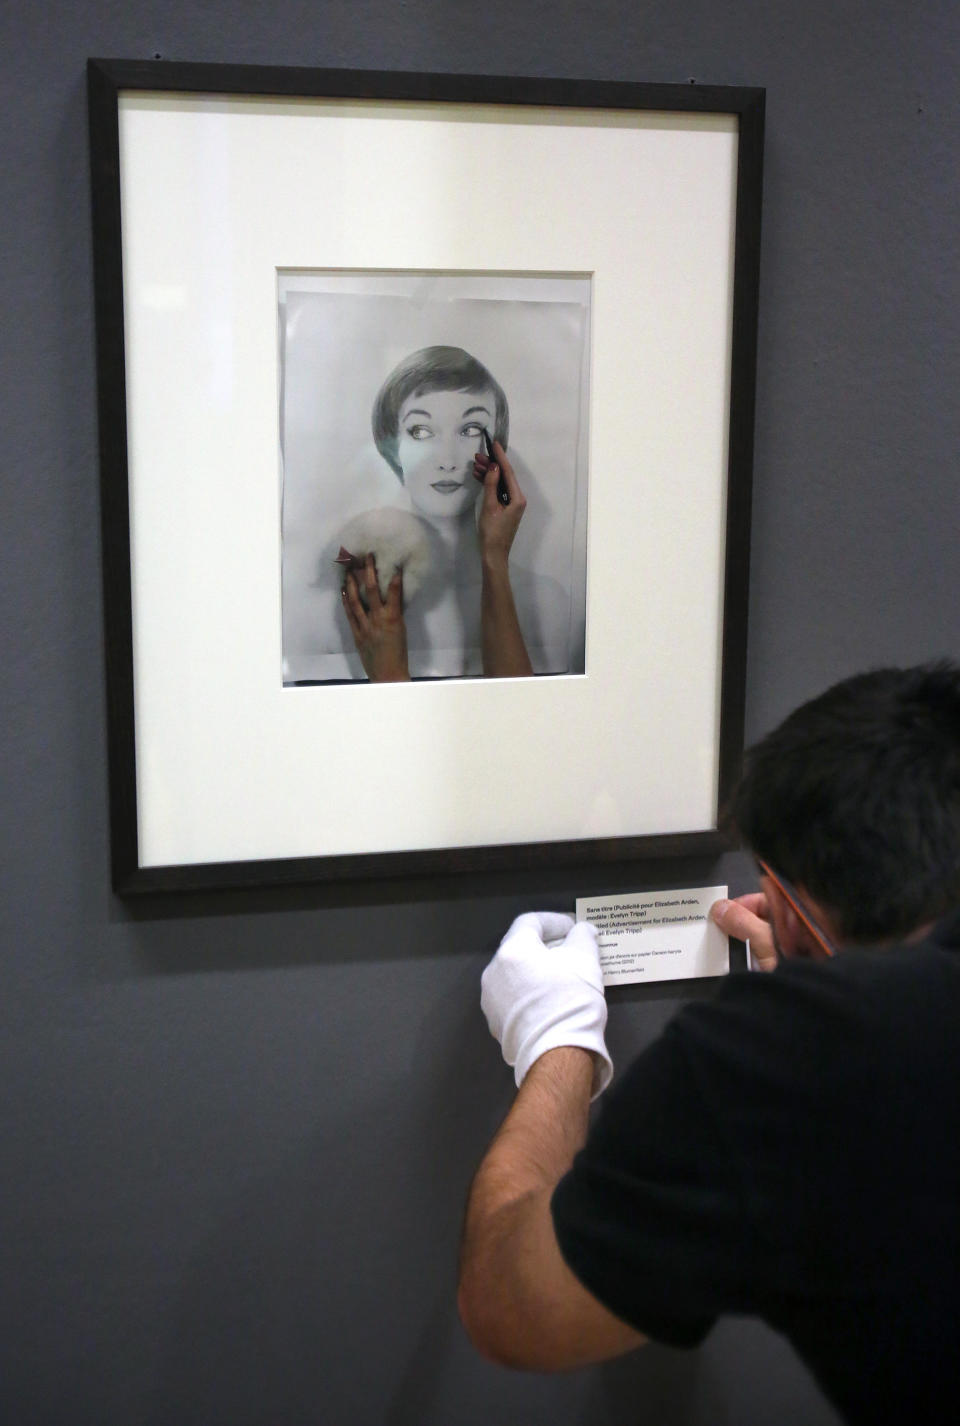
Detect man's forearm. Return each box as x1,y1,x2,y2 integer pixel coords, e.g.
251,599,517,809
461,922,646,1371
459,1047,643,1367
458,1049,594,1364
467,1047,593,1212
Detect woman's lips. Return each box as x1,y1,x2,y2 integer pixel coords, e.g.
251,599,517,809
431,480,464,493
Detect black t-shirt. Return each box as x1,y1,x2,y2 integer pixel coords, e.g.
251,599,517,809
552,912,960,1425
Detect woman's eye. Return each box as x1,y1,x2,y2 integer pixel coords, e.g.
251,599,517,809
406,424,432,441
461,423,484,437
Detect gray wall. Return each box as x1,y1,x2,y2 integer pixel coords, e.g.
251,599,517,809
2,2,957,1422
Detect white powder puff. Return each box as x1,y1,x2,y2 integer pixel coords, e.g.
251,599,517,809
333,508,432,603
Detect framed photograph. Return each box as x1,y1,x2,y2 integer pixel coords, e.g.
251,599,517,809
88,59,764,894
279,269,590,683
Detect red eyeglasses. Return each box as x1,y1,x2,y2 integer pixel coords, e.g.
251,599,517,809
756,858,838,959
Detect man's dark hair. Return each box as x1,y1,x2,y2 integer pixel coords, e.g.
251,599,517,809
733,662,960,942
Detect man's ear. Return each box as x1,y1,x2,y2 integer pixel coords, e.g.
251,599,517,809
780,901,808,957
760,874,836,960
758,875,787,958
758,874,811,960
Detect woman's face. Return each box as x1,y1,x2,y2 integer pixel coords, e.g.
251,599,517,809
396,387,495,520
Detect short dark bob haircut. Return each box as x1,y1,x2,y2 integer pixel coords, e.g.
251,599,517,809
371,346,509,479
732,662,960,943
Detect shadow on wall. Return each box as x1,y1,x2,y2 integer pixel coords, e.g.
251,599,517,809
146,962,501,1425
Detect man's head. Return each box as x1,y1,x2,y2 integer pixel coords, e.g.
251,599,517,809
733,663,960,947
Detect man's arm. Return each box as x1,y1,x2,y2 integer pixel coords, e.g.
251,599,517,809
458,1046,646,1369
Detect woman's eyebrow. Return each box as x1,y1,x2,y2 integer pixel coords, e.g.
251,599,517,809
402,407,432,420
461,404,491,417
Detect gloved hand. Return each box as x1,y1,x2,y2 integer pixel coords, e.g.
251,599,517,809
481,912,613,1099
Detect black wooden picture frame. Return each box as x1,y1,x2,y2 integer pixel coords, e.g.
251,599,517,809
88,58,764,894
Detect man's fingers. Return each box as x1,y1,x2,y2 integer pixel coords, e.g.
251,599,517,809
731,892,769,919
537,911,577,944
710,895,767,940
710,895,777,970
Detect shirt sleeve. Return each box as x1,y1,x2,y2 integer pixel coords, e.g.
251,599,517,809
551,1009,752,1347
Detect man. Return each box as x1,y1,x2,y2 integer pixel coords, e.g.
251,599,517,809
458,664,960,1425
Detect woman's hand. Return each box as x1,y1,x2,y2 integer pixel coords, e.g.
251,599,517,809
341,555,411,682
710,893,778,971
473,439,526,570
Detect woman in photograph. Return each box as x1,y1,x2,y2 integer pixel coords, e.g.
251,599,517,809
338,345,551,682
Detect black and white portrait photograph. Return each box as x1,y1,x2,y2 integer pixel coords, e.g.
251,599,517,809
279,272,591,683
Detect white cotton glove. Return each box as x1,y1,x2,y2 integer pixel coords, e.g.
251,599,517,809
480,912,613,1100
